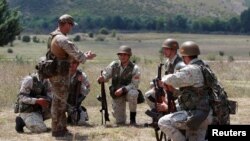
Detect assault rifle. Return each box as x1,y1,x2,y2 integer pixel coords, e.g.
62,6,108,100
145,63,169,141
97,70,110,125
67,75,82,125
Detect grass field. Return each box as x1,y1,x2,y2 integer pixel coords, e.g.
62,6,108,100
0,33,250,140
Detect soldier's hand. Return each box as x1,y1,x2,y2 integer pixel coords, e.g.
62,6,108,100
85,51,96,60
157,102,168,112
36,98,49,108
97,76,105,83
115,88,123,97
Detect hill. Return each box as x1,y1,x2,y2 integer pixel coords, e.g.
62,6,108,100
6,0,249,33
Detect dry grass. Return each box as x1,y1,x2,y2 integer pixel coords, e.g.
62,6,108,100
1,33,250,140
0,97,248,141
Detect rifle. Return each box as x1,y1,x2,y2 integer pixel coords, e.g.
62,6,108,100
97,70,110,125
67,72,82,125
145,63,170,141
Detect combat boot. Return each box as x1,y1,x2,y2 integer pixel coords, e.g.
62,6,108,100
15,116,25,133
130,112,137,125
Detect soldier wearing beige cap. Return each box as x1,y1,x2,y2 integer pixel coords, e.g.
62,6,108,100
48,14,96,137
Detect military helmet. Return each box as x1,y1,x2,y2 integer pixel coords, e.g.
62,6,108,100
162,38,179,50
180,41,200,56
58,14,78,26
117,45,132,56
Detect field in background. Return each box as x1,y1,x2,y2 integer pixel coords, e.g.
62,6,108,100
0,33,250,140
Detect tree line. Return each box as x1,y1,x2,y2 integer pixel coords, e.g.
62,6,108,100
2,0,250,46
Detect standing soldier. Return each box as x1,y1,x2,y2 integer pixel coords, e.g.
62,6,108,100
97,45,141,125
144,38,185,122
67,60,90,125
15,57,52,133
158,41,213,141
48,14,96,137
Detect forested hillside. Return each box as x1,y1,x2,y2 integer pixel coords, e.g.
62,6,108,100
7,0,249,33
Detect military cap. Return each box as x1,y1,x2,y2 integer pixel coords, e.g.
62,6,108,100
58,14,78,26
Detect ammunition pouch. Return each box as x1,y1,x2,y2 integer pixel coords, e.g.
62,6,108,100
19,103,41,113
178,89,199,110
14,101,19,113
57,60,70,75
36,59,58,79
137,89,145,104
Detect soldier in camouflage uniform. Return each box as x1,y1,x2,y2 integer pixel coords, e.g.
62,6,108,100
67,60,90,125
158,41,213,141
145,38,185,114
48,14,96,137
15,58,52,133
97,45,141,125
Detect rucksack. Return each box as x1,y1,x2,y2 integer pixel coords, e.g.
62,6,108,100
200,65,237,125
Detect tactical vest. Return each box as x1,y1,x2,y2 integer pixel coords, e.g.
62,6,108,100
49,31,69,60
164,55,183,75
111,61,135,90
178,59,210,111
19,75,46,113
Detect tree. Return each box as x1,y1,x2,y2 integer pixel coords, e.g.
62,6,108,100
240,8,250,32
0,0,22,46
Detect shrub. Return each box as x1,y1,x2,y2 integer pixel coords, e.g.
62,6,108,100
95,35,105,41
99,28,109,35
130,55,141,63
111,30,116,37
206,54,216,61
7,48,13,53
88,32,94,38
219,51,224,56
32,36,40,43
22,35,31,42
228,56,234,62
73,35,81,42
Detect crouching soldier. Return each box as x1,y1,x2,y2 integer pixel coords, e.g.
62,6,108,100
67,60,90,125
15,58,52,133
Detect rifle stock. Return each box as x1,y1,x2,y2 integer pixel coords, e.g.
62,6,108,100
98,70,110,125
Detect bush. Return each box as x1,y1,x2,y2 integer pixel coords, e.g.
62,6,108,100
219,51,224,56
111,30,116,37
228,56,234,62
99,28,109,35
73,35,81,42
22,35,31,42
88,32,94,38
7,48,13,53
206,54,216,61
32,36,40,43
130,55,141,63
95,35,105,41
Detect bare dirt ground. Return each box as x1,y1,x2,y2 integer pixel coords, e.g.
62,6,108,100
0,97,247,141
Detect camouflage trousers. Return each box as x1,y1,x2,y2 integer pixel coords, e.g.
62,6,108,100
50,74,70,133
158,110,213,141
20,112,47,133
112,89,138,124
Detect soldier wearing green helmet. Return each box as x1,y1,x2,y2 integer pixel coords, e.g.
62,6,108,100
97,45,141,126
158,41,213,141
144,38,185,127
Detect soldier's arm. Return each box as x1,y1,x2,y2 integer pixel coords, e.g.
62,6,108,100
19,76,37,105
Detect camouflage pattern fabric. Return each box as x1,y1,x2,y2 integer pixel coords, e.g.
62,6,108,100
20,112,47,133
102,60,140,124
50,74,70,133
112,89,139,124
18,73,52,133
158,110,212,141
145,54,184,110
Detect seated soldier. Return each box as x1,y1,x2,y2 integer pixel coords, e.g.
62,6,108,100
15,57,52,133
67,60,90,125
